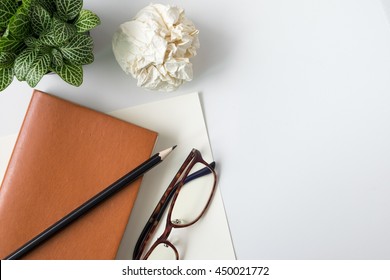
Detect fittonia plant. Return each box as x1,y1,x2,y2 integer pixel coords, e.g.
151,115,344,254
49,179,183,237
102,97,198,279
0,0,100,91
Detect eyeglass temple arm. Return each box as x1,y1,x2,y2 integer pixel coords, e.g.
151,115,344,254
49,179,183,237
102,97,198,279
132,161,216,259
184,161,215,183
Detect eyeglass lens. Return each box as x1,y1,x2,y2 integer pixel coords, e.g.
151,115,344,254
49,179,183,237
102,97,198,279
170,162,215,226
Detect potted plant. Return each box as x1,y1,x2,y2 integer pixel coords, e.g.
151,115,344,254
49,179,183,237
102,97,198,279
0,0,100,91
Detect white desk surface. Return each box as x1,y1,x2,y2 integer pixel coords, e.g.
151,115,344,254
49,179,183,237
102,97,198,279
1,0,390,259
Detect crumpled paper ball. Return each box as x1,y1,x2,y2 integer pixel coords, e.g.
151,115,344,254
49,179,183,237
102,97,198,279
112,3,200,92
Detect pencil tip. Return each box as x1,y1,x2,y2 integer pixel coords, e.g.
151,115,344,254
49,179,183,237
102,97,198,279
159,145,177,160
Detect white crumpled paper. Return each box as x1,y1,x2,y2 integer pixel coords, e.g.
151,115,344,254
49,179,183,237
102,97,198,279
112,4,200,92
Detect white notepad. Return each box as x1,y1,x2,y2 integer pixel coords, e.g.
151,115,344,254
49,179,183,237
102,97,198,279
0,92,235,260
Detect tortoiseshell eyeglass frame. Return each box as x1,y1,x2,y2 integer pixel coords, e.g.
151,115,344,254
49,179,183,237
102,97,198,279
132,148,217,260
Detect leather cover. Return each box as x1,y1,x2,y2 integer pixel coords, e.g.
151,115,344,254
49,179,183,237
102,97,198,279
0,90,158,259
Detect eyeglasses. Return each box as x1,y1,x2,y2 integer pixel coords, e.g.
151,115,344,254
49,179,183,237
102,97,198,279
132,148,217,260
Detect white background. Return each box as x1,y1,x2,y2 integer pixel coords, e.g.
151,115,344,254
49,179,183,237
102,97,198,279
1,0,390,259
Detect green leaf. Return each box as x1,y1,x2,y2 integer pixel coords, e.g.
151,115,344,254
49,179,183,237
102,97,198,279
1,26,10,37
39,17,77,47
37,30,56,47
55,0,82,21
0,36,24,53
57,17,78,43
0,52,16,68
24,36,40,48
25,53,50,87
51,63,82,86
8,11,31,39
0,67,14,91
0,0,18,26
51,48,63,66
75,10,100,33
33,0,56,14
14,48,38,81
31,4,52,34
83,52,94,65
59,34,93,65
22,0,32,10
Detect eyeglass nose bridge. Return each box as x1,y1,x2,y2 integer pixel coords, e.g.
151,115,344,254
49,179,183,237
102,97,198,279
172,218,185,225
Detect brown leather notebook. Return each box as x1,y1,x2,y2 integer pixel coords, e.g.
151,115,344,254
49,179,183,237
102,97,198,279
0,90,158,259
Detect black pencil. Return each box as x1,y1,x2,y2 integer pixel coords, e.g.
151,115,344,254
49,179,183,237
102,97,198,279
4,145,177,260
